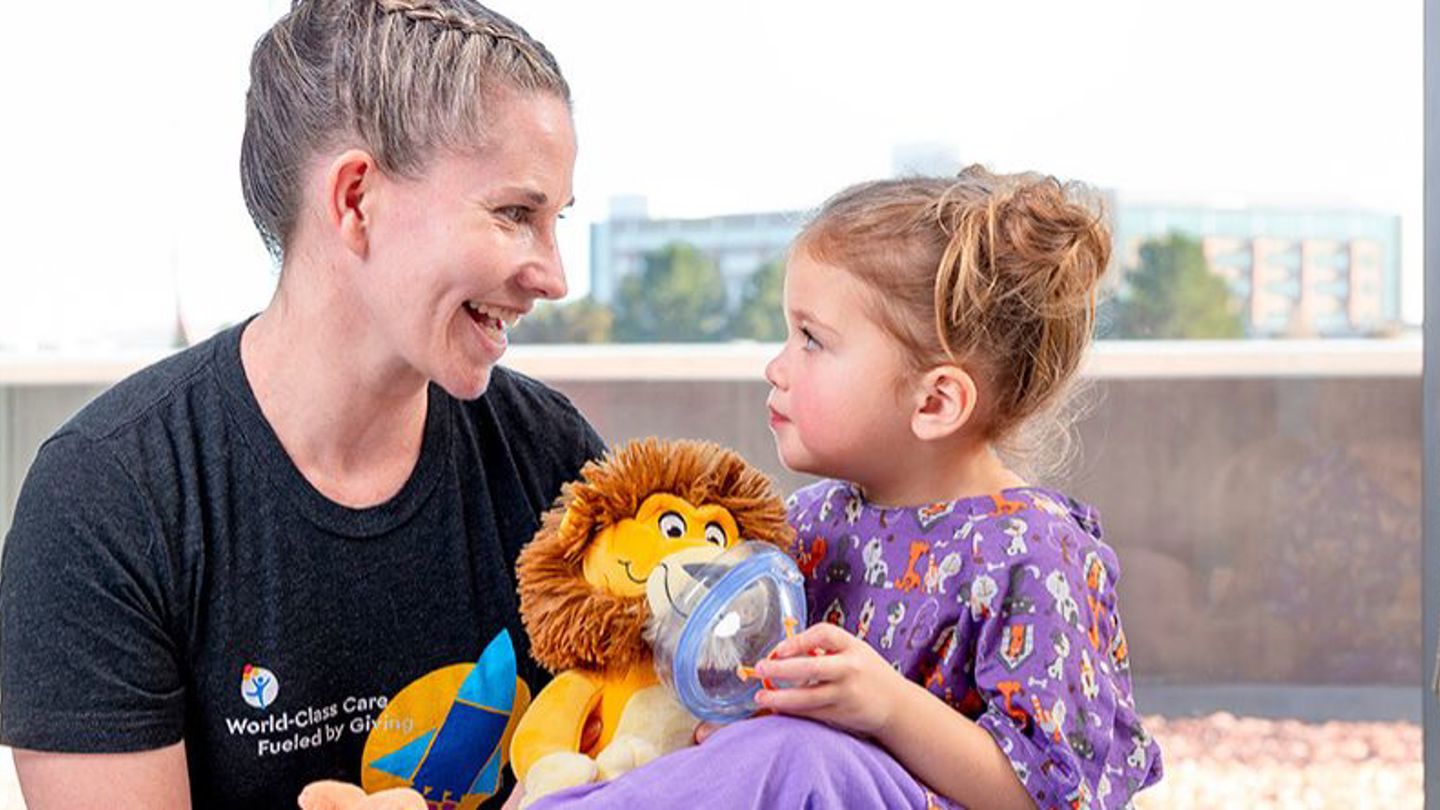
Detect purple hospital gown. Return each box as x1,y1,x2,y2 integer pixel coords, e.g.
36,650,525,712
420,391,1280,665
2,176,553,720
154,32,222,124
790,480,1163,809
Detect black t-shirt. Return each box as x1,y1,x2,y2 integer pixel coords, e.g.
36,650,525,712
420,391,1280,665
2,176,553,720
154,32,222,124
0,321,605,808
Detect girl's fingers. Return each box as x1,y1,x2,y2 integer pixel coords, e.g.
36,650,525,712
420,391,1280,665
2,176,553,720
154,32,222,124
757,683,837,714
772,621,852,658
756,652,839,684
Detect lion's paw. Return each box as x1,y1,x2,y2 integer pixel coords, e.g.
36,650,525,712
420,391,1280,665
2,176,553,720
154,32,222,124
520,751,599,808
595,734,661,780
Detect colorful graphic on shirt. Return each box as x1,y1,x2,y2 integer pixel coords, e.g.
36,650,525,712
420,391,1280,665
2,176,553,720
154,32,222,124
361,630,532,810
240,664,279,710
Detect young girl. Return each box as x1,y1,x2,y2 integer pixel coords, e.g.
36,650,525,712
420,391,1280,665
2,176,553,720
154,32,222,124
755,166,1163,808
524,168,1161,810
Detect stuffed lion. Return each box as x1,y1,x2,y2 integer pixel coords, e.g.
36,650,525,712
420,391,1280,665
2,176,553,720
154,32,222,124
509,438,792,807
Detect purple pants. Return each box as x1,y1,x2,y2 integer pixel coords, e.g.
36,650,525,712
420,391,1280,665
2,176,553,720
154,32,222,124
527,715,956,810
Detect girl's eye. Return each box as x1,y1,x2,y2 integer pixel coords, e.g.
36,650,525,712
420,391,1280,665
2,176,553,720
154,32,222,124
659,512,687,539
800,328,821,351
704,522,727,546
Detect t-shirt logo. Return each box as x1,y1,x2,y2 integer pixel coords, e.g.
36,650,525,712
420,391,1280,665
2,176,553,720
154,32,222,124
240,664,280,710
361,630,527,809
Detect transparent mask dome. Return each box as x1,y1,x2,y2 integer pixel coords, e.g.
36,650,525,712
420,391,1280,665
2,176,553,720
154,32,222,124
651,541,807,723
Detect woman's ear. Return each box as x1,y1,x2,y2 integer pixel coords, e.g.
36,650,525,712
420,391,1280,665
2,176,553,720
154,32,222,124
325,149,377,259
910,365,978,441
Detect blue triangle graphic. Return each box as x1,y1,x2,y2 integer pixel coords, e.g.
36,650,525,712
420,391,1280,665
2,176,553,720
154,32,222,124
368,729,434,780
457,628,516,710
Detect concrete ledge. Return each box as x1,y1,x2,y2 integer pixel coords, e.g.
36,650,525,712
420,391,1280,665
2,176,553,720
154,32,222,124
1136,684,1422,723
0,338,1422,385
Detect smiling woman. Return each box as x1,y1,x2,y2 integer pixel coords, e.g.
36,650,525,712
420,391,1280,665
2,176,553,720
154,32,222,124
0,3,608,809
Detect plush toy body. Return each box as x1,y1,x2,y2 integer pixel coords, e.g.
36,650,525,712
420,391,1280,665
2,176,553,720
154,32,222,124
510,439,792,806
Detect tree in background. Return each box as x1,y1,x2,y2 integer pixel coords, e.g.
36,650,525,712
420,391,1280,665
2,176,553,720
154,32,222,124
509,296,614,344
730,258,786,341
613,242,730,342
1104,232,1246,339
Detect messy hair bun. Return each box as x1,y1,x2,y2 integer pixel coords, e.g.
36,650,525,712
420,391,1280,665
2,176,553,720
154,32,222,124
799,165,1111,471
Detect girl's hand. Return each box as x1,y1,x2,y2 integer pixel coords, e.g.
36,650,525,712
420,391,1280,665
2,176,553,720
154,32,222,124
751,621,911,737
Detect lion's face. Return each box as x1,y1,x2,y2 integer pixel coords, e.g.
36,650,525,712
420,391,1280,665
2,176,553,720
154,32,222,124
582,493,740,599
517,438,794,674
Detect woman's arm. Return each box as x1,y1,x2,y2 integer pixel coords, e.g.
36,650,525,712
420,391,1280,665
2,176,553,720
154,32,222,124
15,742,191,810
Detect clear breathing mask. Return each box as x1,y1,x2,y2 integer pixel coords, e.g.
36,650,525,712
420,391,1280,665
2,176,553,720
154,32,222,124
650,541,808,724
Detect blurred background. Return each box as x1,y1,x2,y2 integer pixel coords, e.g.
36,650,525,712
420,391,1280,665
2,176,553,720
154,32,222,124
0,1,1423,807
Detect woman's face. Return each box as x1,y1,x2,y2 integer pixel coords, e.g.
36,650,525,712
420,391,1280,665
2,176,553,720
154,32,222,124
356,90,577,399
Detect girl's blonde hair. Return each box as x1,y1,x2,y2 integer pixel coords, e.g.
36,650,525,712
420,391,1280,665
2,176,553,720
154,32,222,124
799,166,1110,473
240,0,569,260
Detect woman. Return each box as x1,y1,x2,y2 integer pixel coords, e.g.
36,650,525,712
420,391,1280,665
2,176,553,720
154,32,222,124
0,2,600,808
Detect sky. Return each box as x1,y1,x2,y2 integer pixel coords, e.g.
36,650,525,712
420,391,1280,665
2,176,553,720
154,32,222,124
0,0,1422,350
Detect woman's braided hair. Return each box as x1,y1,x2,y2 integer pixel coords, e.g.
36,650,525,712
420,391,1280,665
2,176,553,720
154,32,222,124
240,0,569,259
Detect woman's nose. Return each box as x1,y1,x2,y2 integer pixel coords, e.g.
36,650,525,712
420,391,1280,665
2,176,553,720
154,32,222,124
522,242,568,301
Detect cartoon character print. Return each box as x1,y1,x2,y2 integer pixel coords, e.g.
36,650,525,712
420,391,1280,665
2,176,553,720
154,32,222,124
794,535,829,580
893,540,930,592
989,491,1029,516
1046,569,1082,628
1083,550,1110,651
825,557,852,584
823,597,846,628
1002,517,1029,556
967,574,999,620
855,598,877,641
879,600,906,649
862,537,890,587
924,551,963,595
817,488,837,524
1079,648,1099,701
1068,726,1097,762
1001,564,1039,618
1031,693,1067,743
1110,618,1130,673
915,500,957,531
844,493,863,525
1126,728,1153,772
1047,630,1072,681
1064,780,1094,810
923,624,959,691
995,680,1031,732
998,622,1035,671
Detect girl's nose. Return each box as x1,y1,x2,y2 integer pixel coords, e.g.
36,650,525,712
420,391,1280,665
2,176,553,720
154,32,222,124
764,349,786,389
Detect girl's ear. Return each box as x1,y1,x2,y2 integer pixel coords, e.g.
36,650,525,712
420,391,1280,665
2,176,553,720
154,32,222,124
324,149,378,260
910,365,978,441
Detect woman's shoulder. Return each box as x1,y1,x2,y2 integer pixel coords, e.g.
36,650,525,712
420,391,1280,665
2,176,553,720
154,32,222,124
59,328,233,448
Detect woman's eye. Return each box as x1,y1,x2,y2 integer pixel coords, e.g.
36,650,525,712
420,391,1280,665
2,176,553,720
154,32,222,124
659,512,687,539
704,522,727,546
497,206,531,224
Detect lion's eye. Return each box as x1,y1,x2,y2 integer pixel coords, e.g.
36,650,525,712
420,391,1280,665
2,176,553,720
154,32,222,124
659,512,687,539
704,522,727,546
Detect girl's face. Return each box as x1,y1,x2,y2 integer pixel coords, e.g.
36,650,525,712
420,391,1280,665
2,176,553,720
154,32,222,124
354,90,576,399
764,250,919,490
